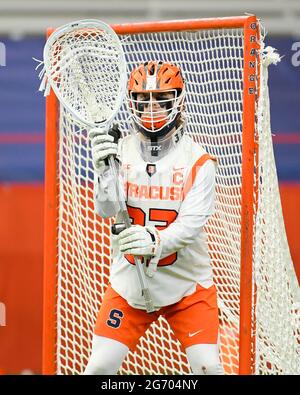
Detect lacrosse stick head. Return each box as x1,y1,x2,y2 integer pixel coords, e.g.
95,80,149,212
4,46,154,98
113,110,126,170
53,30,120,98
42,19,127,127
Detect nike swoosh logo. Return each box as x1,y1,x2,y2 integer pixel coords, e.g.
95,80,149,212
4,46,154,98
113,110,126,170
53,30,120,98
188,329,204,337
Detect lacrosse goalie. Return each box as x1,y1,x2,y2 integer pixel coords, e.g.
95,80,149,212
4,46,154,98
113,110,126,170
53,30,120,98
84,61,224,375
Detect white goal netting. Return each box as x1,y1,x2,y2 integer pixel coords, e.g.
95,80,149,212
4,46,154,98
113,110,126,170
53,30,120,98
50,25,300,375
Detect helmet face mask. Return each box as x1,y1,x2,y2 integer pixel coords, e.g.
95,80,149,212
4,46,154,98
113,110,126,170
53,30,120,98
127,61,186,161
127,61,185,138
129,88,185,137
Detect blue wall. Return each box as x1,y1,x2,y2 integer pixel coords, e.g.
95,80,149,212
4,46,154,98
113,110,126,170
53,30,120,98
0,37,45,182
0,36,299,182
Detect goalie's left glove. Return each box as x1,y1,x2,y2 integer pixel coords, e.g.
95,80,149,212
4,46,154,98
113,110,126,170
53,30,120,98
89,124,121,173
117,225,162,277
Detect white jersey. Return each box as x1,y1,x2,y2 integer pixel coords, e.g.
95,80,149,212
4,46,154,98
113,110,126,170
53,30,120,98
94,132,216,310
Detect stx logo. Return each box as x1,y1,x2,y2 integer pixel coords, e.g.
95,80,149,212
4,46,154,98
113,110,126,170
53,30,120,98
147,145,162,151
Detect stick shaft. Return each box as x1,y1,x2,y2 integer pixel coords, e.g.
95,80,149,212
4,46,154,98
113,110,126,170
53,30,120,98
108,156,155,313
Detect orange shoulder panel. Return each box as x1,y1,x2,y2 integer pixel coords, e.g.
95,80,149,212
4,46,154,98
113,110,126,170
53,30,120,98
182,154,216,200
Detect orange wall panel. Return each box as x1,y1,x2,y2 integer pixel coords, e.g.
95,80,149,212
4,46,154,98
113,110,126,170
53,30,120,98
0,184,44,374
0,182,299,374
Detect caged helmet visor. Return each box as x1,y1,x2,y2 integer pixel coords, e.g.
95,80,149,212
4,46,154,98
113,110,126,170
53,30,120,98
127,61,185,139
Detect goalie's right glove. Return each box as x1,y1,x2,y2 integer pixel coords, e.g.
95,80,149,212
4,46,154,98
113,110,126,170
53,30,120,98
117,225,163,278
89,124,121,172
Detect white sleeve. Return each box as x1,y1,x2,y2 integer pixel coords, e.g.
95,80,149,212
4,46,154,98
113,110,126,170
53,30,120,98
158,159,216,259
94,164,121,218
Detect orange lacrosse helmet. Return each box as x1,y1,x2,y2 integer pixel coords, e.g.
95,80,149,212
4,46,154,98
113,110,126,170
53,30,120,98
127,61,185,140
128,61,184,93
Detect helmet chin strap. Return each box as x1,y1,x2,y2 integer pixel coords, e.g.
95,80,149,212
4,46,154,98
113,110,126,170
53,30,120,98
137,121,185,163
139,112,181,140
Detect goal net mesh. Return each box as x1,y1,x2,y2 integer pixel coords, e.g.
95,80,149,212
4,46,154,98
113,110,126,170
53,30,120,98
52,27,299,375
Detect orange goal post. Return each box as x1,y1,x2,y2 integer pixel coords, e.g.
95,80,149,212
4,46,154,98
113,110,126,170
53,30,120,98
43,16,300,375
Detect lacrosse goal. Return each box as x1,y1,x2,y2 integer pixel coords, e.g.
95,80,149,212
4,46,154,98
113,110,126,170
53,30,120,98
43,16,300,375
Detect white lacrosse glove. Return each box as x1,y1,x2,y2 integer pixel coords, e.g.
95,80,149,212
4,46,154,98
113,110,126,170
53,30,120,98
118,225,155,256
118,225,163,277
117,225,163,277
89,125,119,172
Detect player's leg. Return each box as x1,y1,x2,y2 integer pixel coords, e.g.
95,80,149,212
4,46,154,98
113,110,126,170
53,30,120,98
185,343,224,375
83,335,129,375
83,284,158,375
164,284,224,375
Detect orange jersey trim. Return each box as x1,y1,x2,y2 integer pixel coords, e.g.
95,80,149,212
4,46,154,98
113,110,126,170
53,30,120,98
182,153,216,200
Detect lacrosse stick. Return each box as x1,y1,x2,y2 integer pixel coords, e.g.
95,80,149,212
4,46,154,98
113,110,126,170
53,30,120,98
38,19,155,313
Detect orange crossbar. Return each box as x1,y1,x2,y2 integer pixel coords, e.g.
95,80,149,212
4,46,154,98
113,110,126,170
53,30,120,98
112,16,249,34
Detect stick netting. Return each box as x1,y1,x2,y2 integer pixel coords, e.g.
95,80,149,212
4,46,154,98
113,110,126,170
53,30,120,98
53,26,299,375
45,24,126,124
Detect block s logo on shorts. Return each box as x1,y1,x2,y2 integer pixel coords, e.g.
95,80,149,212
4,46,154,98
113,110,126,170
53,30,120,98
106,309,124,329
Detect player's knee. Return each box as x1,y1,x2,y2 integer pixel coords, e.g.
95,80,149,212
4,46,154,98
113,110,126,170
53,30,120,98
82,335,128,375
83,355,116,375
186,343,224,375
193,363,224,375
